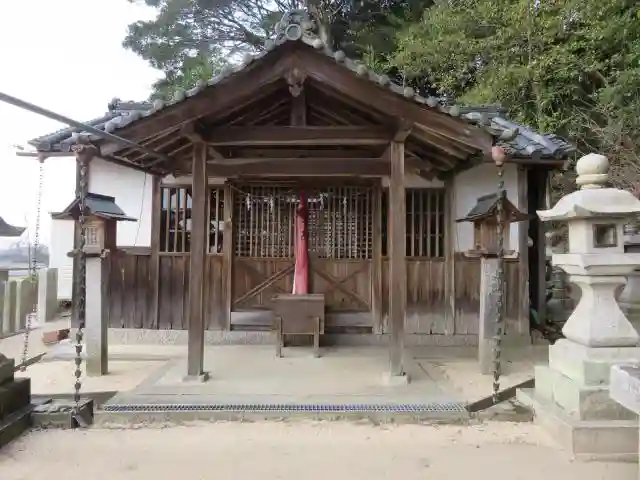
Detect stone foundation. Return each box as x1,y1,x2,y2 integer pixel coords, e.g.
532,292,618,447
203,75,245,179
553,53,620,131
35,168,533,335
0,355,32,449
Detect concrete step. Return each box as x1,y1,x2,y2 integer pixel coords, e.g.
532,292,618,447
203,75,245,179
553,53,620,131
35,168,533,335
0,405,32,449
517,387,638,462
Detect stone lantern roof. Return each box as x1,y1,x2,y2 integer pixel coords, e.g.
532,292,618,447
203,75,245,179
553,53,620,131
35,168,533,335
538,154,640,221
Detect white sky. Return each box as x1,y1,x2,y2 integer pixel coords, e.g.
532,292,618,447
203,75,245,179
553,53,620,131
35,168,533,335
0,0,161,246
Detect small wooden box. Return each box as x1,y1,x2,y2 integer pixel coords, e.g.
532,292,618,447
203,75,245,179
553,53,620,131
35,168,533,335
272,293,325,357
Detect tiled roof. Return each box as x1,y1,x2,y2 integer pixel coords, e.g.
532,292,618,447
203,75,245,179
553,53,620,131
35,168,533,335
27,9,575,161
0,217,26,237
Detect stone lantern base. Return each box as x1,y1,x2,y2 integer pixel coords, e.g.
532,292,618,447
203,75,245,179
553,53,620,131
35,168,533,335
0,354,32,449
518,339,640,461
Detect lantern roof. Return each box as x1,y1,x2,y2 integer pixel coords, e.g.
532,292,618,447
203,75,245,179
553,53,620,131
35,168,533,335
51,193,136,222
456,190,529,223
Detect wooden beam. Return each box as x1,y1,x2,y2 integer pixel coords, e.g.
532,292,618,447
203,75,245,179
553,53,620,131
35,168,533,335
230,148,383,159
206,159,390,177
388,141,407,378
205,126,391,147
207,156,383,166
187,143,208,379
297,48,493,154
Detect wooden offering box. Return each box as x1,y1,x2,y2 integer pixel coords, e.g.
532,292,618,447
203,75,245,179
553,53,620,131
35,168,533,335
272,293,325,358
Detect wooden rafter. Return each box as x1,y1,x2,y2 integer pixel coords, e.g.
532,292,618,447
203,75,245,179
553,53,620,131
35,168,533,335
110,48,296,143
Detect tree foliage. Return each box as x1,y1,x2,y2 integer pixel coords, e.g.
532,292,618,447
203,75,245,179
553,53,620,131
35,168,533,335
387,0,640,191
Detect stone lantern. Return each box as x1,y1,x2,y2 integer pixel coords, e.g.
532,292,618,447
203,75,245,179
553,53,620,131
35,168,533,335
518,153,640,460
537,154,640,347
53,192,136,376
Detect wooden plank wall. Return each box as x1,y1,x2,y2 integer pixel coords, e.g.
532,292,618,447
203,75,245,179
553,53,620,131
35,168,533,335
108,250,523,332
107,252,224,330
380,255,520,335
107,249,153,329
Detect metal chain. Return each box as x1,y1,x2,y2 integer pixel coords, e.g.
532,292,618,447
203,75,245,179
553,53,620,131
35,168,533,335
492,163,506,403
73,154,88,415
19,160,45,372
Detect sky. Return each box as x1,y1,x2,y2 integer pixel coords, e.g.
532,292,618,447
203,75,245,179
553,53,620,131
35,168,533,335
0,0,161,246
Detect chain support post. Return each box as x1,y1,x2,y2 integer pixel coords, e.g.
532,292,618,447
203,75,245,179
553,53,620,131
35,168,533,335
491,146,507,404
70,143,97,423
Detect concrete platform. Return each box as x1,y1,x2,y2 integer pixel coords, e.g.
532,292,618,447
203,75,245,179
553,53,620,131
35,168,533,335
517,387,638,462
97,345,470,425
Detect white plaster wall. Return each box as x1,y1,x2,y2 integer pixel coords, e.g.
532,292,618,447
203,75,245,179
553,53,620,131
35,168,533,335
453,163,520,253
88,158,153,247
49,218,75,300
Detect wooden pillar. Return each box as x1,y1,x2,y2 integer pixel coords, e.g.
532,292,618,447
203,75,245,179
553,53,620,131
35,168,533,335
222,183,234,329
535,169,548,331
443,174,456,335
186,143,209,380
371,183,383,334
149,176,161,329
517,166,531,339
387,141,408,382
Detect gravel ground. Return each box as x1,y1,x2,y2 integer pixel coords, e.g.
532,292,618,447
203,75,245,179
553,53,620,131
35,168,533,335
0,421,635,480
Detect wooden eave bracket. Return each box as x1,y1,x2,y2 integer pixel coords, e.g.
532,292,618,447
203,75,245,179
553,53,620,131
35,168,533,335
394,119,413,142
181,121,207,143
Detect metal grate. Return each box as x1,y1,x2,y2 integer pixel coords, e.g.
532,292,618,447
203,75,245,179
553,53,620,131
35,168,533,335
101,402,467,413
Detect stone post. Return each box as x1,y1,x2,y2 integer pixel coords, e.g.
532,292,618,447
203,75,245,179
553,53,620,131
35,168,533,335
85,255,109,376
37,268,58,323
517,153,640,460
15,278,36,331
479,257,500,374
2,281,17,335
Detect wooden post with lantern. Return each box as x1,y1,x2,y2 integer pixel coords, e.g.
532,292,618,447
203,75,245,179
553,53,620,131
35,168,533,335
456,151,530,375
54,193,136,376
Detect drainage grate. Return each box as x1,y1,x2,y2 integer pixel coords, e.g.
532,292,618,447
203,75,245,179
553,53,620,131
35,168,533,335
101,402,467,413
